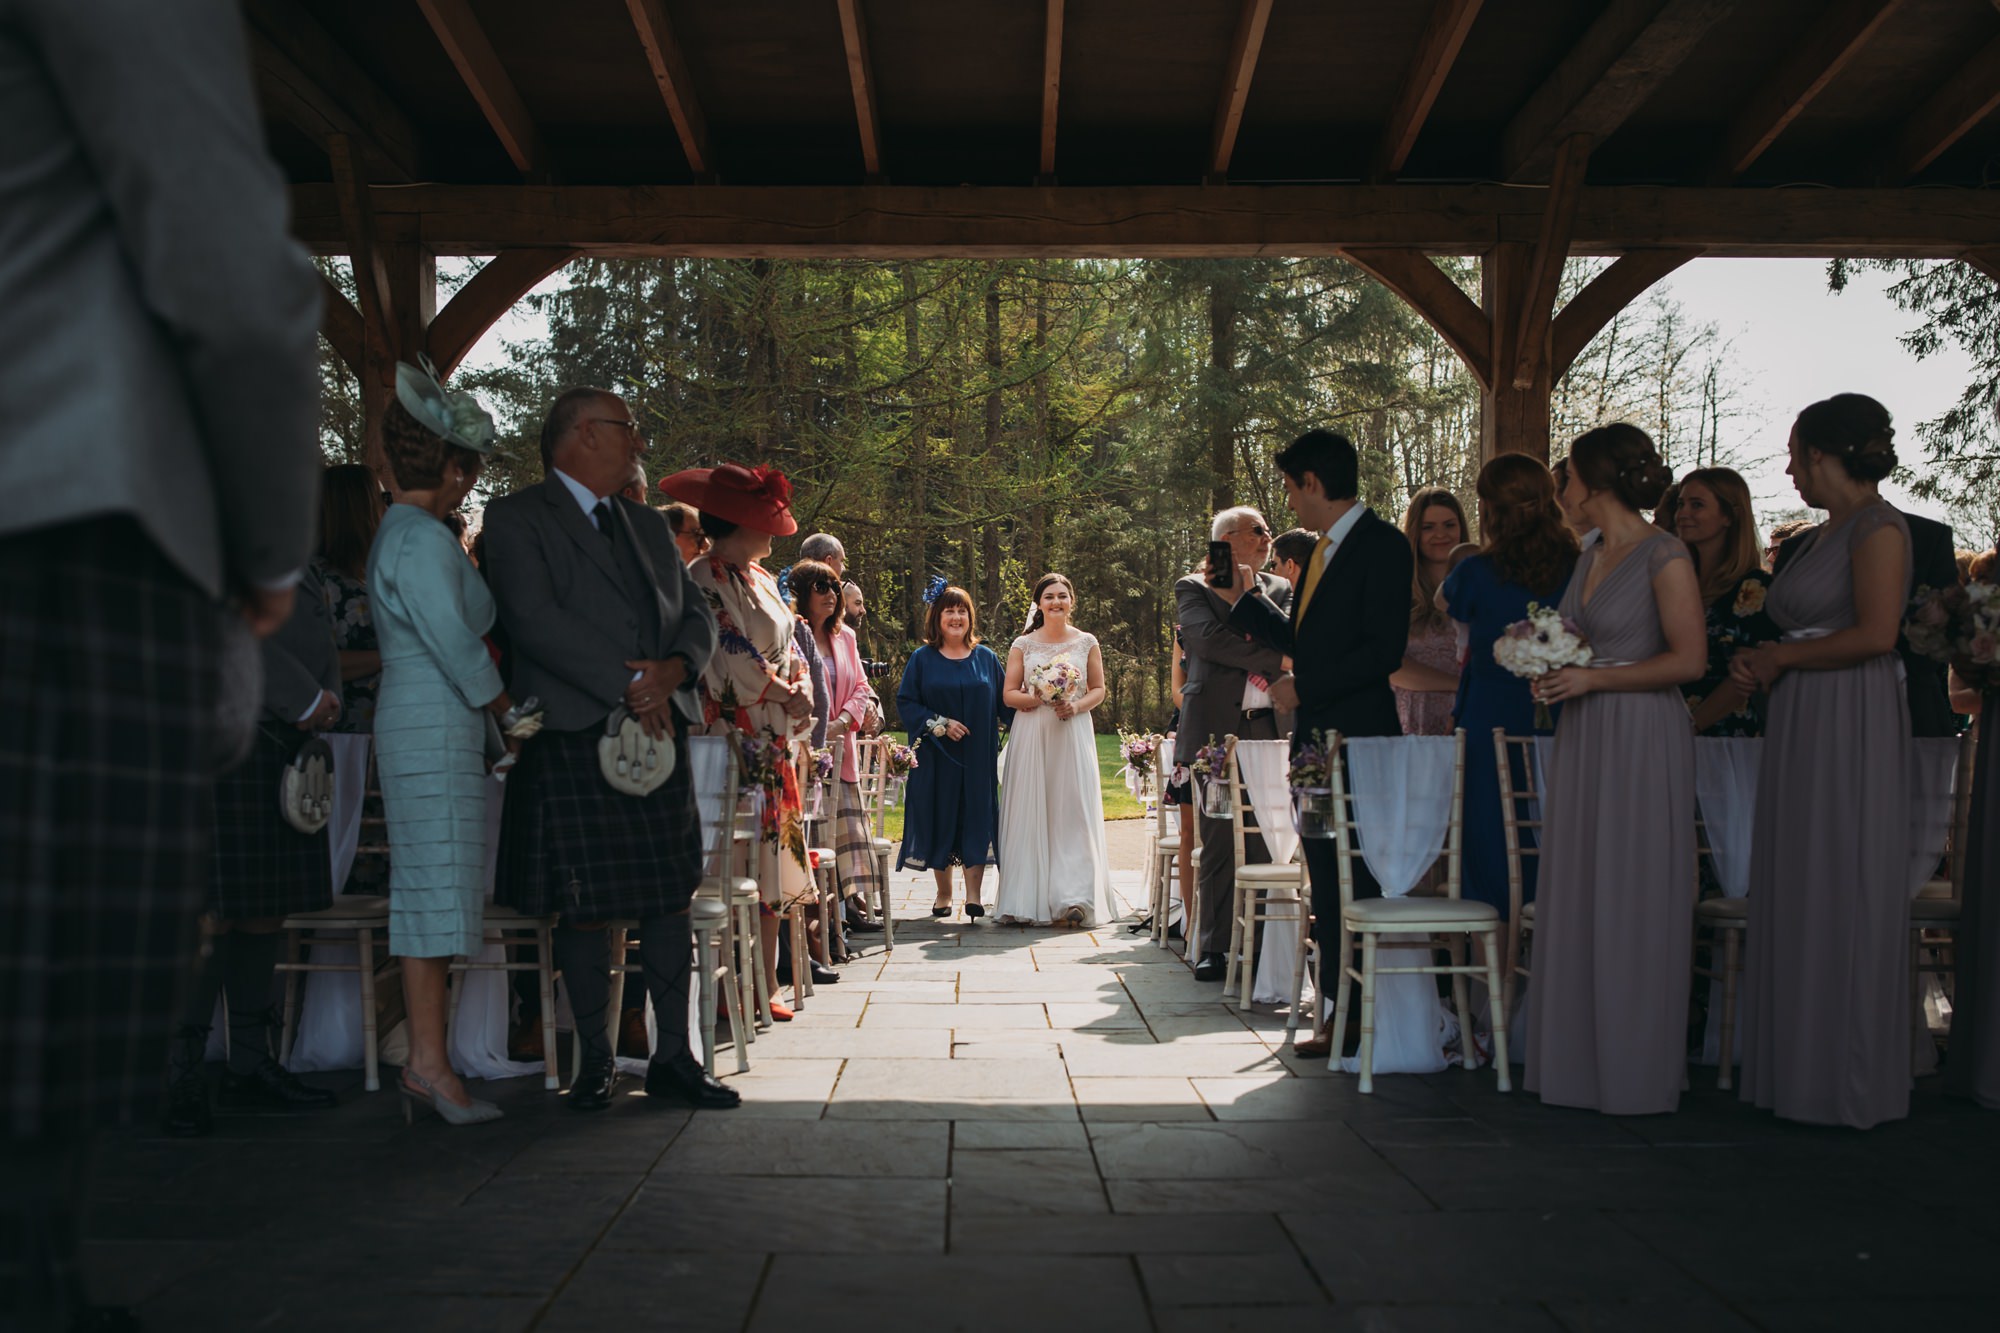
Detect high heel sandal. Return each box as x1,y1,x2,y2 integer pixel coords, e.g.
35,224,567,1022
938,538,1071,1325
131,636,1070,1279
400,1069,504,1127
931,902,951,918
965,903,985,921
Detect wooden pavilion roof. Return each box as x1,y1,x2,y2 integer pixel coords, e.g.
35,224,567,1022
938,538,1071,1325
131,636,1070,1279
257,0,2000,259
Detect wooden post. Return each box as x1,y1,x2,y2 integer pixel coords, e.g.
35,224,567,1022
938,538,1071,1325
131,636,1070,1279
357,217,435,474
1480,243,1552,463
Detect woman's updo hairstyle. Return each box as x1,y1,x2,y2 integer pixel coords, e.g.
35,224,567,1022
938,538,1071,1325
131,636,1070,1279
1568,422,1674,513
1025,572,1075,634
1795,393,1897,483
381,397,482,492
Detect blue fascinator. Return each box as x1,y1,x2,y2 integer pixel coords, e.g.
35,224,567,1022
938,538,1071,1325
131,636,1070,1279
921,575,947,605
395,356,496,454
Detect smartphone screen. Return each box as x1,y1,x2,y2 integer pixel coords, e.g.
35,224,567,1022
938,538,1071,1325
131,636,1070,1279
1206,540,1235,588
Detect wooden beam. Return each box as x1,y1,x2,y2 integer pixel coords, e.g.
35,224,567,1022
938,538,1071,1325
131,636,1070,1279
416,0,547,176
1550,247,1701,376
245,0,423,182
1338,247,1493,388
1884,34,2000,181
318,271,366,376
1713,0,1902,179
835,0,885,181
1372,0,1485,181
1962,248,2000,285
326,134,394,352
624,0,709,178
1209,0,1276,179
1501,0,1736,182
426,248,578,377
1039,0,1064,180
284,183,2000,259
1511,134,1592,389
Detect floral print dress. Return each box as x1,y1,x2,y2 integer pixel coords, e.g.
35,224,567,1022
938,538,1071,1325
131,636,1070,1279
314,557,380,733
1684,570,1780,737
689,555,813,908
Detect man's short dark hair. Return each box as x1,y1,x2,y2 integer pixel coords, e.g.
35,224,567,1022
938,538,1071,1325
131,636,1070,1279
1272,527,1319,568
540,386,613,471
1275,428,1359,501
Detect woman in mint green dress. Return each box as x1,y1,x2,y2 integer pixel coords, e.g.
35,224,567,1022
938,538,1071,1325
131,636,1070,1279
368,364,525,1125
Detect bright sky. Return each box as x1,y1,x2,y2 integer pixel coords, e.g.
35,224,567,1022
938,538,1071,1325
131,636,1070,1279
456,256,1975,536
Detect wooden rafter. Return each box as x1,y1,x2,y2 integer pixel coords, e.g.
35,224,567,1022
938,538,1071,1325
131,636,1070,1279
1511,134,1592,389
1209,0,1276,179
1713,0,1902,179
426,249,579,377
1501,0,1736,182
1339,247,1493,388
835,0,885,181
1963,248,2000,285
1550,248,1701,376
245,0,423,182
624,0,709,177
284,183,2000,258
326,134,395,353
416,0,547,177
1884,34,2000,181
1372,0,1485,181
318,271,366,376
1039,0,1065,179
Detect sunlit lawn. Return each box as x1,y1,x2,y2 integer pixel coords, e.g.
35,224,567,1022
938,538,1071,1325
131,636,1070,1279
879,731,1145,841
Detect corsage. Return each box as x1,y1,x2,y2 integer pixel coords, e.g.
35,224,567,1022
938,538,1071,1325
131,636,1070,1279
925,716,952,738
501,696,545,740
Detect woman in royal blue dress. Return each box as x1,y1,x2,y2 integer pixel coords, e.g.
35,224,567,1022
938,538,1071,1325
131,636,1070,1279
896,586,1007,919
1443,453,1580,922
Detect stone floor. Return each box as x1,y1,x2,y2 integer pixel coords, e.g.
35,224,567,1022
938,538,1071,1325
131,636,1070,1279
84,823,2000,1332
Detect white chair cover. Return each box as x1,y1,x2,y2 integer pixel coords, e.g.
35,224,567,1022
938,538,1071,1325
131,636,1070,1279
1908,737,1960,898
324,733,372,892
1235,740,1302,1004
1693,738,1760,1066
1338,736,1456,1075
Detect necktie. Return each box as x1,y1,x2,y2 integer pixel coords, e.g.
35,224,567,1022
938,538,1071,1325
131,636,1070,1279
591,500,614,540
1294,535,1333,621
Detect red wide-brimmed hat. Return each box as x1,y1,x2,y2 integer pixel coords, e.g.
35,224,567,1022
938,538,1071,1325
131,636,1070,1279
658,463,798,536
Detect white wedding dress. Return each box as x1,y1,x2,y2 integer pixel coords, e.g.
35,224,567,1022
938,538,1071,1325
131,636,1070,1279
994,632,1116,927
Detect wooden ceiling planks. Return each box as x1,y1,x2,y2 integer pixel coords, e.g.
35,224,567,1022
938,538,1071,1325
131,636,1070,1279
1208,0,1276,179
1371,0,1486,181
415,0,548,177
624,0,710,178
1710,0,1904,180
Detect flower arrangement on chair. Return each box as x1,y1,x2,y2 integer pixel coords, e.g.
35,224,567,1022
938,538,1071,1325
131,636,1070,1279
1287,730,1338,840
1188,735,1233,819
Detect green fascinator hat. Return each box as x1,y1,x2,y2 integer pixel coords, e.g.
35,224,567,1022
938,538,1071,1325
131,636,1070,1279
395,357,497,454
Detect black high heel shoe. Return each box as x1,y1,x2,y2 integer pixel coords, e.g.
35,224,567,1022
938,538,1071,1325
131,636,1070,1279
931,903,951,918
965,903,985,921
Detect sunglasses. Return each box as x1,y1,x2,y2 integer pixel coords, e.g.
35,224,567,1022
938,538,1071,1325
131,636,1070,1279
806,579,840,594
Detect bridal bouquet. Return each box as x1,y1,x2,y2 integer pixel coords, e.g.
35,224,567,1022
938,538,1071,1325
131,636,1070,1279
1494,601,1593,729
1028,658,1084,704
1906,580,2000,693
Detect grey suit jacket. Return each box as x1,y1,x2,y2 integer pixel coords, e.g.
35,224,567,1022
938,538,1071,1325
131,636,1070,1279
261,564,340,725
0,0,322,596
481,477,719,733
1174,570,1290,765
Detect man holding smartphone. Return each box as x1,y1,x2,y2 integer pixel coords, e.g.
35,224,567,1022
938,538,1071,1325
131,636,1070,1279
1174,507,1291,980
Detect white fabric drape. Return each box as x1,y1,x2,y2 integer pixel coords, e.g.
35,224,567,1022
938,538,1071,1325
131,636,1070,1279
1236,740,1303,1005
325,733,372,893
1908,738,1960,897
1337,736,1456,1076
1694,738,1761,1066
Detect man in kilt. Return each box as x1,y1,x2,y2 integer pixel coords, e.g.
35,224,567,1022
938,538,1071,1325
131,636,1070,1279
0,3,323,1325
484,388,739,1111
162,567,344,1136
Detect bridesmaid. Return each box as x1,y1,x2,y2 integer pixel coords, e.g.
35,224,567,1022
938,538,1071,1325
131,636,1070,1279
1732,394,1915,1128
1526,424,1706,1114
897,586,1007,918
1392,486,1467,736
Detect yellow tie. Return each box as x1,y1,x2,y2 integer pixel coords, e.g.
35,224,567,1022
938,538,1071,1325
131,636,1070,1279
1294,535,1332,621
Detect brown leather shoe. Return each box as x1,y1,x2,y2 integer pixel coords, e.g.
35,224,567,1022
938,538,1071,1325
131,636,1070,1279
1290,1035,1333,1059
619,1007,650,1058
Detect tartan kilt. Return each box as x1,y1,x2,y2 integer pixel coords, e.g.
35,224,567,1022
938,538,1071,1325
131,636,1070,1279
209,726,333,920
833,779,884,900
0,518,217,1141
496,725,702,920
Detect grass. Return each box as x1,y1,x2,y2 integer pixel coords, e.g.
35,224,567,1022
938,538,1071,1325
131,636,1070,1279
877,730,1146,841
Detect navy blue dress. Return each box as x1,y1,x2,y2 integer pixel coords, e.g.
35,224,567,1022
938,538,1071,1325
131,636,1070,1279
1443,552,1575,918
896,644,1007,870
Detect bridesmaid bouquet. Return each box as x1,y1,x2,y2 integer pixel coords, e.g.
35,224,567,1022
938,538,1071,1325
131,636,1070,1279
1028,658,1085,703
1494,601,1593,728
1906,581,2000,692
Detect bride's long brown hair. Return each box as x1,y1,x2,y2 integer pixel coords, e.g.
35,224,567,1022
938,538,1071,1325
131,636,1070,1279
1025,572,1076,634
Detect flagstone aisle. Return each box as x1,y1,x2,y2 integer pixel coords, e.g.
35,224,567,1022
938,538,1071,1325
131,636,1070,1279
84,820,2000,1331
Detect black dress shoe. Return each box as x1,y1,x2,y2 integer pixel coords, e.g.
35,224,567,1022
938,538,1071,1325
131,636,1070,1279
780,959,842,987
645,1052,742,1109
846,916,884,933
567,1056,620,1112
218,1057,338,1111
161,1070,211,1138
1191,952,1226,982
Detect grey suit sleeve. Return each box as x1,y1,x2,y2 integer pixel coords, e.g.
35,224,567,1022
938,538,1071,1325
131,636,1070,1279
24,0,322,588
260,593,329,724
1177,577,1285,675
482,504,643,711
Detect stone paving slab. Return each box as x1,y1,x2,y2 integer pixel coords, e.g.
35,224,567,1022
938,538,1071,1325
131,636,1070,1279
79,832,2000,1331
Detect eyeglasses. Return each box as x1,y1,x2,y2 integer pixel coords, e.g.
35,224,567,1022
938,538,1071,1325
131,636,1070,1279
590,418,649,445
1232,524,1271,539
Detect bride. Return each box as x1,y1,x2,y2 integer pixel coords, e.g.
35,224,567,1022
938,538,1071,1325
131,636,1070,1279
995,573,1116,927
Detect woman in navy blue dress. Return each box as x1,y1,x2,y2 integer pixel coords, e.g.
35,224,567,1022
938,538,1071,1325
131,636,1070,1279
896,586,1008,918
1443,454,1579,919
